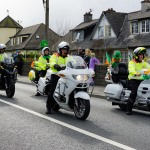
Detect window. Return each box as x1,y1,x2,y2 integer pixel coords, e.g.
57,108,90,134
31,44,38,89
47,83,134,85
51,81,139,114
131,21,138,34
141,20,150,33
21,36,28,43
15,37,19,45
121,51,128,63
10,38,14,46
74,31,84,42
105,25,111,37
98,26,104,37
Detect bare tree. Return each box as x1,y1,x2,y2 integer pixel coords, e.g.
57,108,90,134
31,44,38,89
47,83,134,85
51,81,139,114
52,19,75,36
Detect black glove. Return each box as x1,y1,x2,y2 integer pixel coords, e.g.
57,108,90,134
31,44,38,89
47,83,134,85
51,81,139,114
54,64,62,71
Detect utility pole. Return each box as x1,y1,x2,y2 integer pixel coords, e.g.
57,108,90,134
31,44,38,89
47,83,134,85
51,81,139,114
45,0,49,41
43,0,49,41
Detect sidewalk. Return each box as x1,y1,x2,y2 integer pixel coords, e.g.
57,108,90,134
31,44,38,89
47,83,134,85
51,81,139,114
17,75,106,99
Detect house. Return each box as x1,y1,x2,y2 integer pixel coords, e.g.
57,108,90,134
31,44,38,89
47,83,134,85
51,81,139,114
51,11,98,54
116,0,150,60
0,15,22,44
57,0,150,65
6,23,61,55
90,8,127,63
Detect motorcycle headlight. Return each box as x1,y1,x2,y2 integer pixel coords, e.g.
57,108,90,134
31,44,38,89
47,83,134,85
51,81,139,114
72,75,89,81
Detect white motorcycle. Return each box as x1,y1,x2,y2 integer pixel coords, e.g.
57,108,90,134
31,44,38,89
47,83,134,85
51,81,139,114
52,56,94,120
104,63,150,112
29,63,52,96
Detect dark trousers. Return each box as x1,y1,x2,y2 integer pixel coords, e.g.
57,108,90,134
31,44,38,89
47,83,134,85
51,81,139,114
35,70,46,82
127,79,143,110
46,74,60,109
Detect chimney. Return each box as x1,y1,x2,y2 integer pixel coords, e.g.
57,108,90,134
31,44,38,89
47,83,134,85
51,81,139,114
105,8,116,13
84,10,92,22
141,0,150,12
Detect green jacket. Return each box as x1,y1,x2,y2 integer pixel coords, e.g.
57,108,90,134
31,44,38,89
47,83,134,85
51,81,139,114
128,59,150,80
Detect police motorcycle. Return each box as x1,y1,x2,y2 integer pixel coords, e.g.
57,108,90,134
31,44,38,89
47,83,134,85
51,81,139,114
28,62,51,96
104,63,150,112
51,55,94,120
0,57,17,98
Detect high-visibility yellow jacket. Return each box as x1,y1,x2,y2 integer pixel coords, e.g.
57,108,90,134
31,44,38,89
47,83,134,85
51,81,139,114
128,59,150,80
35,55,51,71
50,53,68,74
0,53,8,62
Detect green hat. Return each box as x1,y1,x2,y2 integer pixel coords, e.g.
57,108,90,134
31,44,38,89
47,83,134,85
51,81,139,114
40,40,49,49
113,51,122,59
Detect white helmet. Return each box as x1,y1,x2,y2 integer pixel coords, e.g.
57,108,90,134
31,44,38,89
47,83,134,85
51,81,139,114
57,41,70,54
0,44,6,49
41,47,50,55
0,44,6,54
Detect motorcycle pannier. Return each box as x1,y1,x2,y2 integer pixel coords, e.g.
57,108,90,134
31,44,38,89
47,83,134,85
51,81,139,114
104,84,123,99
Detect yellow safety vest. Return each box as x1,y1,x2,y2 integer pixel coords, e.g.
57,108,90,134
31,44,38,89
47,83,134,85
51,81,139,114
35,55,51,71
128,59,150,80
50,53,68,74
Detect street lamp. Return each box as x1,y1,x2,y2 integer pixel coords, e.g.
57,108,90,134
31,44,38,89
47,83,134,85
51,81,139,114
43,0,49,41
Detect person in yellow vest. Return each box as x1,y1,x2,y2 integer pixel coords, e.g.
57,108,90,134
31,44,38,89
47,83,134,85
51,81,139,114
0,44,9,88
0,44,8,62
46,41,70,114
126,47,150,115
34,47,51,96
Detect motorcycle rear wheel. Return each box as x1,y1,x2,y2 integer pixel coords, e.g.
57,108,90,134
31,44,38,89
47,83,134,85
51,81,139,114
74,98,90,120
6,78,15,98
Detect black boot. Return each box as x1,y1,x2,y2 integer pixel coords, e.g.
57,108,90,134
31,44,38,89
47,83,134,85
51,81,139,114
46,108,52,114
126,108,132,115
126,99,133,115
35,92,40,96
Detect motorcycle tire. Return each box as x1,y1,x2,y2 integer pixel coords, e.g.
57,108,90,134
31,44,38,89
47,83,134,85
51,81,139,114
74,98,90,120
119,104,127,111
6,78,15,98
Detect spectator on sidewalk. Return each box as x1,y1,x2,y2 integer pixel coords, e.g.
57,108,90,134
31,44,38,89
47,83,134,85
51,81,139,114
84,48,91,67
77,47,84,58
13,50,24,75
89,52,100,85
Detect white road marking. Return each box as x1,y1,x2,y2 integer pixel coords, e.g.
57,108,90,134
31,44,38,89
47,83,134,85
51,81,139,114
0,99,136,150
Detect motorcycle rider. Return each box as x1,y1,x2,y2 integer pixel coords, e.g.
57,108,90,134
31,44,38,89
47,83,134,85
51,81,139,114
34,46,51,96
46,41,70,114
34,47,51,82
0,44,9,88
126,47,150,115
0,44,8,62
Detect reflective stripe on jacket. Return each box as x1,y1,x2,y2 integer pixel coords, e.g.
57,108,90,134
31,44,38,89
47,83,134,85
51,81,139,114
128,59,150,80
35,55,50,71
50,53,67,74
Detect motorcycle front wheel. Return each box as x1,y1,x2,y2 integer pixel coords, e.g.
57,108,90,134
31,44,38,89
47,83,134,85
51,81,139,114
74,98,90,120
6,78,15,98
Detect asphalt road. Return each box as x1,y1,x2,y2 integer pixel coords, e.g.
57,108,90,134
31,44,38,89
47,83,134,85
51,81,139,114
0,82,150,150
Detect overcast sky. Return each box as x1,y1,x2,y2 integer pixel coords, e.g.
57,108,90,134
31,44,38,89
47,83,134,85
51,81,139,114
0,0,142,33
